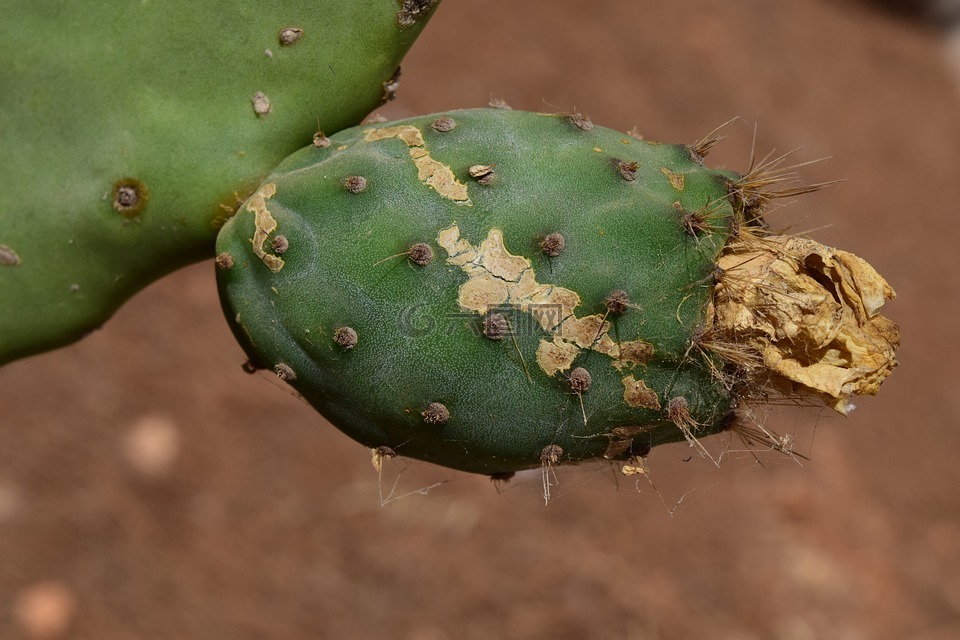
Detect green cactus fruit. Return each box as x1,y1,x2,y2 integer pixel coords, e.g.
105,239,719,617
215,109,900,476
0,0,440,364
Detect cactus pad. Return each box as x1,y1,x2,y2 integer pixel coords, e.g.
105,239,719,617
0,0,439,364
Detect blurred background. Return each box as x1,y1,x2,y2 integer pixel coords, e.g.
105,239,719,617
2,1,959,638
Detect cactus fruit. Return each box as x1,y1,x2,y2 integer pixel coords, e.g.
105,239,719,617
215,109,900,476
0,0,440,364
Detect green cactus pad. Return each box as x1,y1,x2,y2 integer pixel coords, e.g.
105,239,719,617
0,0,439,364
215,109,899,475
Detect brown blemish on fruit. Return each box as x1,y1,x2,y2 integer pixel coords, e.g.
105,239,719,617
536,338,582,378
278,27,303,46
247,182,285,272
431,116,456,132
252,91,271,117
364,126,470,203
540,444,563,464
0,245,21,266
344,175,367,193
661,167,685,191
422,402,449,425
541,233,565,257
112,178,148,217
468,164,496,186
408,242,434,266
397,0,439,28
612,340,655,371
334,326,358,350
615,160,639,181
483,312,509,341
439,225,652,377
568,315,616,353
713,232,899,414
380,67,401,103
622,376,660,409
214,252,234,271
437,225,473,260
274,363,296,381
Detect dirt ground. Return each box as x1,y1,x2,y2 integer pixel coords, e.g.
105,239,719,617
2,1,959,638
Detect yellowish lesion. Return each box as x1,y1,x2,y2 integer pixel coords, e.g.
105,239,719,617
661,167,685,191
613,340,656,371
536,338,582,378
622,376,661,409
247,182,284,272
437,225,655,377
364,125,470,204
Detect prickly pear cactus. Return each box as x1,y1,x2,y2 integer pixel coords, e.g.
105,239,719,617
215,109,900,476
0,0,439,364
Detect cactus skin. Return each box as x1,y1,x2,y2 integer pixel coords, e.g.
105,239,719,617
0,0,439,364
215,109,899,475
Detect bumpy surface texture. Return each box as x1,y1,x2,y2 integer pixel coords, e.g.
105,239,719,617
0,0,439,364
216,109,749,474
216,109,898,475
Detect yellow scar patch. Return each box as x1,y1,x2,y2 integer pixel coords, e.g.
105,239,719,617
661,167,685,191
364,125,470,204
535,338,582,378
613,340,656,371
438,225,655,377
247,182,284,272
622,376,661,409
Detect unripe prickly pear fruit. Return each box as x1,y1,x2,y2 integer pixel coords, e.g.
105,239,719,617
215,109,899,476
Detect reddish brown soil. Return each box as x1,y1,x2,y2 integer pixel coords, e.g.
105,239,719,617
3,1,959,638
